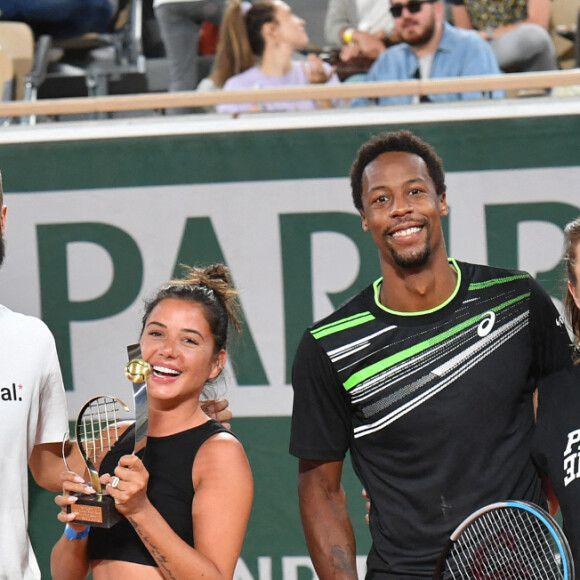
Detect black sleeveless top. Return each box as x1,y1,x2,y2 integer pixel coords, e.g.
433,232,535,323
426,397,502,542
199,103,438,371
89,419,232,566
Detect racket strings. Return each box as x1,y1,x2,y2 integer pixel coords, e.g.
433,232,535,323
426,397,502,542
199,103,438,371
80,397,123,464
445,508,564,579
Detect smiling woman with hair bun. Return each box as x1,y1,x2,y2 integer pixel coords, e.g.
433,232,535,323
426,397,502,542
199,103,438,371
51,264,253,580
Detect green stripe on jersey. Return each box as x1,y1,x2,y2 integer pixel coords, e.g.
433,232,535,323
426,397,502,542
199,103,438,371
469,274,529,291
311,311,376,339
342,292,530,391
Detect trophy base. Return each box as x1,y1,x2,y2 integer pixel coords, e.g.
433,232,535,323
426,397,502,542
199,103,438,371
66,492,122,528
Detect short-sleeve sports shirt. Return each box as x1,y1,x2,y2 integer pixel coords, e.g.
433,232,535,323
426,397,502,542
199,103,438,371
290,260,572,578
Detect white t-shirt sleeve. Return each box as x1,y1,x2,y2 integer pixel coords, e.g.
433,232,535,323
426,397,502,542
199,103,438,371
33,320,69,447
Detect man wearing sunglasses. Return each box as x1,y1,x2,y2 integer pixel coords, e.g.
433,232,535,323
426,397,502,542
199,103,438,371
351,0,504,106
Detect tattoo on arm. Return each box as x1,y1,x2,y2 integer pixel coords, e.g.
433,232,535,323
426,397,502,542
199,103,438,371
331,544,358,577
128,517,177,580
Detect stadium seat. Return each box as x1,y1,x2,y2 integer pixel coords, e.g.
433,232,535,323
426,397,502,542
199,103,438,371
550,0,580,68
0,21,34,100
24,0,145,103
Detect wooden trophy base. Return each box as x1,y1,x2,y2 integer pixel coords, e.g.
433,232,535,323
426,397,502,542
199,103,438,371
67,492,122,528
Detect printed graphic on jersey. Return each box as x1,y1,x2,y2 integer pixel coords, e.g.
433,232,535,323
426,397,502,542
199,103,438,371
564,429,580,487
311,270,532,439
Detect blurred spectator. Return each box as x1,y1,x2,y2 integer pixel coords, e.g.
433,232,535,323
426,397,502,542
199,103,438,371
153,0,223,113
0,0,116,37
351,0,504,106
197,0,253,93
448,0,558,72
215,0,342,114
324,0,401,66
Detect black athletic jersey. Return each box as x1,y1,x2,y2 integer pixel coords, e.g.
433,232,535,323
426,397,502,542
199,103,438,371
90,419,232,566
290,259,572,579
532,364,580,568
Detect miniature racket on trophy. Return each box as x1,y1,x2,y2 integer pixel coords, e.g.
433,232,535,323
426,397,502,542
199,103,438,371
66,395,130,528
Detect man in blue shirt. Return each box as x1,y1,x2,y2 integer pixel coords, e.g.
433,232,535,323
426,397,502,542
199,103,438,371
351,0,504,106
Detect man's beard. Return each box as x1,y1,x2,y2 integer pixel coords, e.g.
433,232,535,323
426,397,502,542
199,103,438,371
0,235,6,268
391,243,432,269
385,222,432,268
402,15,437,47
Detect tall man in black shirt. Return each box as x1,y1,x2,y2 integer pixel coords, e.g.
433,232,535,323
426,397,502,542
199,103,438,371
290,130,572,579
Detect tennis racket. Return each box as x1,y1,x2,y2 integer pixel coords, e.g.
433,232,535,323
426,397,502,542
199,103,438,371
433,500,575,580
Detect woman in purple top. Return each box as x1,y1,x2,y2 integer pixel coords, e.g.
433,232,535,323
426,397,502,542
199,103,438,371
215,0,342,114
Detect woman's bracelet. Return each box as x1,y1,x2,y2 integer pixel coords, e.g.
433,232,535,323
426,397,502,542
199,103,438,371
64,523,91,541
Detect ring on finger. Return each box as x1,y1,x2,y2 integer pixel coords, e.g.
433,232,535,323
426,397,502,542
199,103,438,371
110,476,120,488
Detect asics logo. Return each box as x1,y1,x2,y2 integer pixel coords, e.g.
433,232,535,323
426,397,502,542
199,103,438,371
477,311,496,337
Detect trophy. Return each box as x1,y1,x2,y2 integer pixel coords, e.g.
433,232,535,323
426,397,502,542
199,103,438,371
66,395,130,527
65,346,151,528
125,344,151,451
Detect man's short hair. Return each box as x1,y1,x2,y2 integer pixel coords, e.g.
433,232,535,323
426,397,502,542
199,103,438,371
350,130,447,211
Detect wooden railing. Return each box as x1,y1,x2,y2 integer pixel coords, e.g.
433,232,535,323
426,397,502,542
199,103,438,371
1,69,579,118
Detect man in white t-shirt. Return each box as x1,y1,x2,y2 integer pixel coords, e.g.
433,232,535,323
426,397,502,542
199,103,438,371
0,170,72,579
